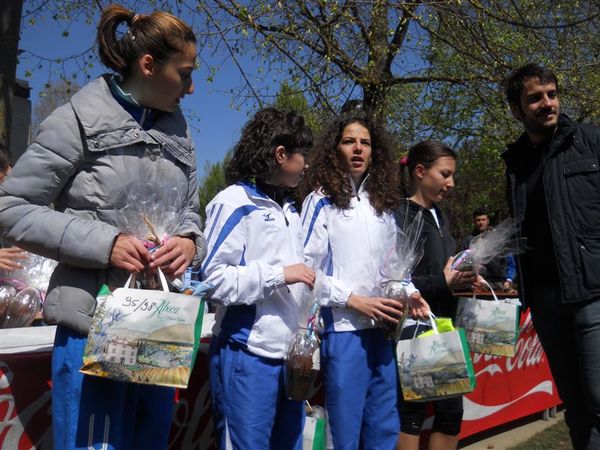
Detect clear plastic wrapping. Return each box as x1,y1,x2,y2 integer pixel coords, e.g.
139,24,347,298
285,322,320,401
117,181,188,247
115,181,189,289
0,253,57,328
285,281,323,401
379,208,425,340
451,218,525,273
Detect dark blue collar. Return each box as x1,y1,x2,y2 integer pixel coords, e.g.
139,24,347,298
108,75,161,130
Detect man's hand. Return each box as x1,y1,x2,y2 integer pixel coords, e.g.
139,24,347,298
150,236,196,277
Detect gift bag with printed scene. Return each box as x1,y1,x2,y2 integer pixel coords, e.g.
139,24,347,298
81,269,208,388
396,315,476,402
455,280,520,357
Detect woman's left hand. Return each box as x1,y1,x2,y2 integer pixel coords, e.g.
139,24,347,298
150,236,196,277
407,292,431,320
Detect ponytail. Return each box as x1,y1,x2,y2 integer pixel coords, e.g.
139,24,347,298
97,3,195,76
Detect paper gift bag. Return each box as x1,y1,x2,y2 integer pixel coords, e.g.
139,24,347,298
396,315,476,402
303,413,326,450
80,269,206,388
455,283,520,357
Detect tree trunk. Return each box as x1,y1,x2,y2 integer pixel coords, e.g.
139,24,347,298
0,0,24,155
363,83,391,125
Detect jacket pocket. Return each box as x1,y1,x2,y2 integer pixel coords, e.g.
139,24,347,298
563,158,600,216
563,157,599,176
43,285,97,335
578,235,600,290
43,264,107,335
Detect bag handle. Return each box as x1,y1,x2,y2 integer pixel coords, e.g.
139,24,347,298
472,276,499,302
411,312,438,338
124,268,170,293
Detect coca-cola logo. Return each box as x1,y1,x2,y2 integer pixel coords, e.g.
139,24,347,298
462,310,560,425
0,361,53,450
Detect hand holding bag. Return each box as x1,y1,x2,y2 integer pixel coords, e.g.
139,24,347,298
80,269,206,388
396,313,476,402
455,278,520,357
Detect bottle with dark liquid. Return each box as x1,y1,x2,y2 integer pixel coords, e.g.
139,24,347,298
285,328,320,401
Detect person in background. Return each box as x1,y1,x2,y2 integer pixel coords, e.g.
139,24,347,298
395,141,476,450
202,108,314,449
503,62,600,449
462,208,515,292
302,114,429,449
0,5,205,449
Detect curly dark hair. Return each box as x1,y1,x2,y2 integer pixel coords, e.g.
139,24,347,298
225,107,313,185
303,114,402,215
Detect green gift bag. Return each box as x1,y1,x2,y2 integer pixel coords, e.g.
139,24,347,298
396,314,476,402
80,269,207,389
455,281,520,357
303,410,326,450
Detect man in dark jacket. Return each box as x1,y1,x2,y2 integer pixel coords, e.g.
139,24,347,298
502,63,600,450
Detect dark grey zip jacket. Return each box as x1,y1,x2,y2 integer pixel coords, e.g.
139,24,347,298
502,113,600,306
395,199,457,318
0,75,207,334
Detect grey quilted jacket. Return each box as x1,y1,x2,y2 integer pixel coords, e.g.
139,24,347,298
0,75,207,334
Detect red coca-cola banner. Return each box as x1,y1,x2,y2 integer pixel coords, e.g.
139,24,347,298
461,309,561,438
0,353,53,449
0,309,561,449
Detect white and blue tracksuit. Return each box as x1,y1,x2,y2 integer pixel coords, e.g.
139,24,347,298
202,180,304,450
302,179,417,450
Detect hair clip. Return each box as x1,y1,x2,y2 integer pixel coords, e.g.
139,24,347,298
399,155,409,166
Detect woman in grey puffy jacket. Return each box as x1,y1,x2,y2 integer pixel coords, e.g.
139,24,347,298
0,4,205,449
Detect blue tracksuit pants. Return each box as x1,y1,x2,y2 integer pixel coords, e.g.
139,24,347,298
209,337,304,450
321,328,400,450
51,325,175,450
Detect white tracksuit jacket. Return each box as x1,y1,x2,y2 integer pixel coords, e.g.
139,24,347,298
201,181,303,359
301,177,417,333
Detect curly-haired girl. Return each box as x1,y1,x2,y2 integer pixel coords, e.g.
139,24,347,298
202,107,315,449
301,115,429,449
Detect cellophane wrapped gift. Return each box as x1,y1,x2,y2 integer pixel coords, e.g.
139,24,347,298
115,180,188,289
451,218,524,273
284,273,327,401
379,208,425,340
0,253,57,328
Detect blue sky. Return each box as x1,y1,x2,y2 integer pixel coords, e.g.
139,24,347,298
17,8,268,179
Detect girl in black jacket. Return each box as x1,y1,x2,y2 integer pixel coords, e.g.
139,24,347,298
395,141,477,450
